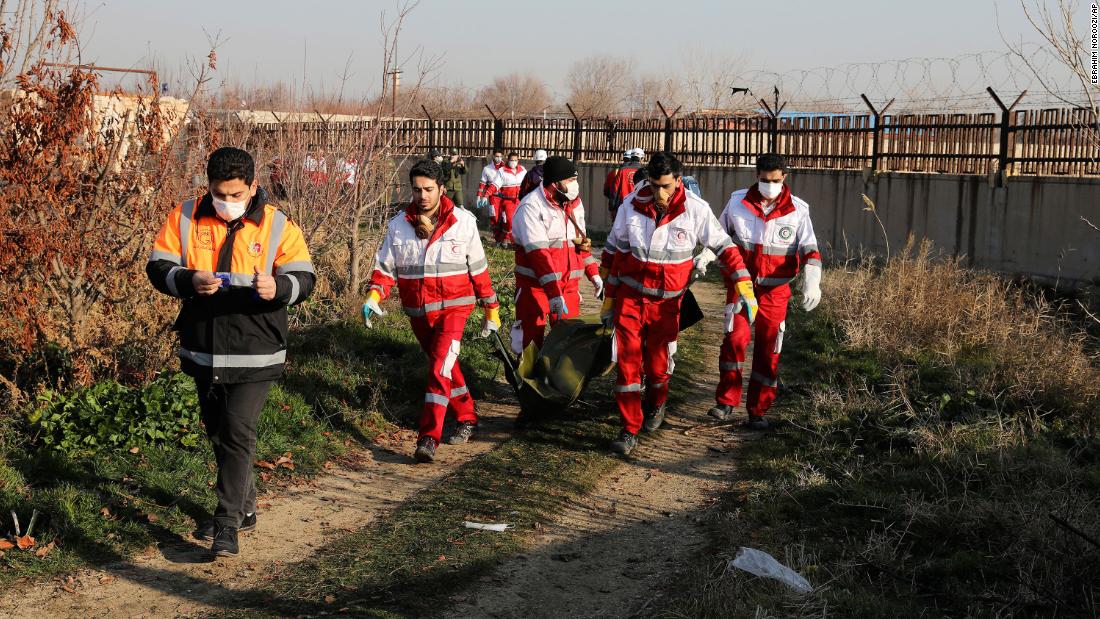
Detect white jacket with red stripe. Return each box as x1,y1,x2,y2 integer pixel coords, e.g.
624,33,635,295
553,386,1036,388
368,196,499,318
478,161,504,198
512,186,599,299
602,183,751,300
720,185,821,297
489,165,527,200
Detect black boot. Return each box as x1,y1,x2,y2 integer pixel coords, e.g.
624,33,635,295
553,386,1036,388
642,403,667,432
194,512,256,542
211,524,239,558
708,404,735,420
610,430,638,455
414,436,438,463
446,422,476,445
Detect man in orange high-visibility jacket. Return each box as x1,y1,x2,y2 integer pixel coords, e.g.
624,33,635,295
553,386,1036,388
363,159,500,464
147,147,315,559
600,152,757,456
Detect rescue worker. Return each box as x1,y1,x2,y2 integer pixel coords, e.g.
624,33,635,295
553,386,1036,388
363,160,501,463
698,153,821,430
442,148,467,209
608,148,645,216
518,149,548,199
488,152,527,247
146,147,315,558
511,156,602,354
603,149,631,213
477,150,505,223
600,152,756,456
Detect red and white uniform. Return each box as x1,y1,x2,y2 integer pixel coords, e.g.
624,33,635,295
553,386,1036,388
368,195,499,442
603,183,751,434
715,184,820,418
489,164,527,243
478,160,504,227
510,186,600,354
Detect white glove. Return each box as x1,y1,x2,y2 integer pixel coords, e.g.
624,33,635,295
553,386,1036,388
361,296,388,329
691,248,717,282
548,295,569,319
478,318,499,338
801,263,822,312
591,275,605,300
476,196,488,210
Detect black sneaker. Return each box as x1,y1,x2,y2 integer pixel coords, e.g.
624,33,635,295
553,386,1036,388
746,416,770,431
193,512,256,541
610,430,638,455
642,403,667,432
708,404,735,420
414,436,438,463
446,422,476,445
211,524,239,558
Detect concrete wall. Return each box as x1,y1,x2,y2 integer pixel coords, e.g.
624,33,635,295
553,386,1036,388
455,159,1100,287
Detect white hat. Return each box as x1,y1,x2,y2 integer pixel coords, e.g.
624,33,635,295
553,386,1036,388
631,148,645,158
623,149,632,158
533,149,548,162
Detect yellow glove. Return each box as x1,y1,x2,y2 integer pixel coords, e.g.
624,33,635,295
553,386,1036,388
734,280,759,325
479,306,501,338
600,295,616,329
362,290,387,328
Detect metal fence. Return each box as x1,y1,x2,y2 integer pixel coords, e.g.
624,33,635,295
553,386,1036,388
245,101,1100,177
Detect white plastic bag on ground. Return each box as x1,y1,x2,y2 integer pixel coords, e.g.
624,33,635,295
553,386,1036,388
728,547,813,593
462,521,513,532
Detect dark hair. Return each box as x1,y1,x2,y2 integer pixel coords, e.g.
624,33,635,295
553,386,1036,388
756,153,788,173
409,159,445,186
645,152,683,179
493,150,503,155
507,152,518,159
629,155,641,162
207,147,255,184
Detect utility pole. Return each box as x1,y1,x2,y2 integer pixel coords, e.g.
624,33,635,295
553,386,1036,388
386,67,402,118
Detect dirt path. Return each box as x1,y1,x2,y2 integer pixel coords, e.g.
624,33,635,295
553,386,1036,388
0,403,516,619
450,280,753,619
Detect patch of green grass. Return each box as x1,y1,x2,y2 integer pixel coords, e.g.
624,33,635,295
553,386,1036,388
652,302,1100,618
0,380,344,587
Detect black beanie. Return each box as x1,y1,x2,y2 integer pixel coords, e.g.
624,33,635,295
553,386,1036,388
542,156,577,185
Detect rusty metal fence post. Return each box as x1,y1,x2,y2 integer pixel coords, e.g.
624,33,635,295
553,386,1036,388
860,94,895,172
987,87,1027,182
485,105,504,153
656,100,682,153
566,103,583,161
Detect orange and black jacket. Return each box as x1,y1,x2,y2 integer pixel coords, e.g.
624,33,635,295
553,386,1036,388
146,188,315,383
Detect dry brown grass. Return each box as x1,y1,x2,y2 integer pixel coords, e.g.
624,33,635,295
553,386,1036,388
823,238,1099,430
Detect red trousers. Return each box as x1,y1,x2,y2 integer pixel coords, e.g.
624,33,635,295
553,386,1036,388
613,294,680,435
410,310,478,442
487,195,502,230
509,284,581,355
715,284,790,417
493,196,519,243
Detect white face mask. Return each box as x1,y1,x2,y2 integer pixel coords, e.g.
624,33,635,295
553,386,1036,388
493,156,503,163
508,160,519,169
213,197,248,221
433,156,444,163
560,179,580,201
758,180,783,200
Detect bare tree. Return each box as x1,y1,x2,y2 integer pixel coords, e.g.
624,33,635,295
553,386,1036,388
567,55,635,118
477,72,552,118
1000,0,1100,141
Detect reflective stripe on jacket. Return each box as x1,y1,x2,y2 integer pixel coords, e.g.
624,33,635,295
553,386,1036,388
368,195,498,319
602,183,750,301
512,186,599,299
146,188,315,383
720,185,821,298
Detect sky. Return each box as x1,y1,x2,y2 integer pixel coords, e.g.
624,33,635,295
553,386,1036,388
72,0,1087,109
